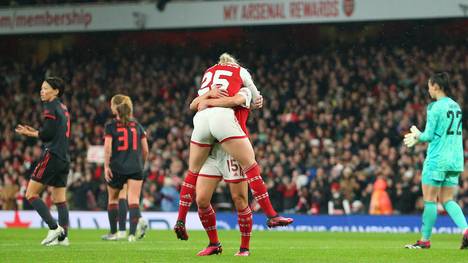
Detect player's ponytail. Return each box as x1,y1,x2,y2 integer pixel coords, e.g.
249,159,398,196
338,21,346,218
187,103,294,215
429,72,450,93
111,94,133,126
218,52,239,65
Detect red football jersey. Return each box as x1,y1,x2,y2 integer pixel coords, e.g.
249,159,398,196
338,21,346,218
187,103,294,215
198,63,251,136
234,107,250,136
198,63,243,97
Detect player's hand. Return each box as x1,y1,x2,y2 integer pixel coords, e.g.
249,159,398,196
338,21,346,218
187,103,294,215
410,125,421,138
104,168,113,182
208,85,228,98
403,126,421,148
24,125,37,132
252,96,263,109
15,124,37,137
198,100,210,111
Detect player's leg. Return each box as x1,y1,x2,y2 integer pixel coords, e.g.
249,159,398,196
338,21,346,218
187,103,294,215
26,153,65,245
103,185,120,240
117,183,128,239
196,176,222,256
229,181,252,256
176,110,213,226
406,171,441,249
220,138,292,227
48,160,70,246
420,183,440,242
26,180,63,245
51,186,69,244
127,177,144,242
439,174,468,249
174,142,211,239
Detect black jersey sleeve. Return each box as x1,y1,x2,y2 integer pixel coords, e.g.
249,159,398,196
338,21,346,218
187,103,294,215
137,123,147,139
39,103,58,142
39,118,58,142
42,103,57,120
104,122,114,139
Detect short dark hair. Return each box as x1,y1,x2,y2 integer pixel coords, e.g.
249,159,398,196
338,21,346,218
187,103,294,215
429,72,450,91
45,77,65,96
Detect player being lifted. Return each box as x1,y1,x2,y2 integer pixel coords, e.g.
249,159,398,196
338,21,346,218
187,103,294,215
15,77,70,246
403,72,468,249
189,85,259,256
174,53,293,255
103,95,149,242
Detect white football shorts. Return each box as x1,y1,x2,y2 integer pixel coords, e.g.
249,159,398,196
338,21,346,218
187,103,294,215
198,144,247,182
191,107,247,146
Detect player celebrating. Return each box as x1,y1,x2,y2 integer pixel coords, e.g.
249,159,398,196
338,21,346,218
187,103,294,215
191,86,258,256
175,53,293,255
403,72,468,249
16,77,70,246
103,94,149,242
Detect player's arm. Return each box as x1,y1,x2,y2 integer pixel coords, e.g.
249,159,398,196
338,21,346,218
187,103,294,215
190,86,229,111
417,106,439,142
104,125,113,182
38,118,58,141
38,105,59,141
189,91,211,111
240,67,263,109
141,134,149,165
198,88,252,111
15,107,58,139
404,105,439,147
240,67,260,99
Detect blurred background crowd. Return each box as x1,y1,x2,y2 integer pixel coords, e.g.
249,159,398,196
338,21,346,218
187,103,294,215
0,21,467,216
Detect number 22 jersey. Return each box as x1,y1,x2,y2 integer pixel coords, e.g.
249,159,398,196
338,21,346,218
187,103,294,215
105,119,146,174
419,97,463,172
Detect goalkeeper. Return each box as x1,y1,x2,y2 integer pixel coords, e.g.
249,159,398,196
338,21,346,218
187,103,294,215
403,72,467,249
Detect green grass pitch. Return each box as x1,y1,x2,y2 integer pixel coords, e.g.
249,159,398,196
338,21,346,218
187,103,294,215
0,229,466,262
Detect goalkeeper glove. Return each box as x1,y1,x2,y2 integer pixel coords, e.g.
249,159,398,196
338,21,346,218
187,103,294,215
403,125,421,148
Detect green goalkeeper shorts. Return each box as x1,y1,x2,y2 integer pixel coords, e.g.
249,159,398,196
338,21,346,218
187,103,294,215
421,170,460,187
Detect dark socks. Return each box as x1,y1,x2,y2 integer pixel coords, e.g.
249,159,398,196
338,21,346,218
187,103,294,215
55,202,69,240
129,204,141,235
118,199,128,231
28,196,57,230
107,204,118,234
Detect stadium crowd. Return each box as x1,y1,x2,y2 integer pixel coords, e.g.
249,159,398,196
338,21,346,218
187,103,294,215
0,41,467,215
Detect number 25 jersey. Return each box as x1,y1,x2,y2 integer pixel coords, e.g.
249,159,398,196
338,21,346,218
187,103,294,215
105,119,146,174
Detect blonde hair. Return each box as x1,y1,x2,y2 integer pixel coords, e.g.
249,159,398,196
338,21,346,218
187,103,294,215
111,94,133,126
218,52,239,65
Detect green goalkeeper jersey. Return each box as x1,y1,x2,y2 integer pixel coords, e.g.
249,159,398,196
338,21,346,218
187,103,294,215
419,96,464,172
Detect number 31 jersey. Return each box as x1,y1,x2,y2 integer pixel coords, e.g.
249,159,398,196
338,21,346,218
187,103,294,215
420,97,463,172
105,119,146,174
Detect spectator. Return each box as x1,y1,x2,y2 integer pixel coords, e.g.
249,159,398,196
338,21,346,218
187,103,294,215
0,176,19,210
160,177,179,212
369,177,393,215
328,183,351,215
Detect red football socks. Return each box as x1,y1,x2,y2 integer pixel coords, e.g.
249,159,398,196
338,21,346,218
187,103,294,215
238,206,253,250
198,205,219,244
177,171,198,222
245,164,277,217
